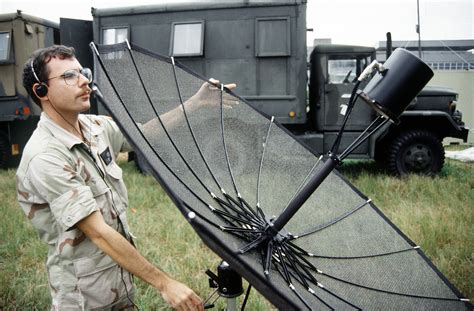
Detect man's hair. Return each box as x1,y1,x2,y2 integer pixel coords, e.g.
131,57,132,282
23,45,76,108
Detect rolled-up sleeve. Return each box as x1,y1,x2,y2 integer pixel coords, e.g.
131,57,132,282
25,153,99,231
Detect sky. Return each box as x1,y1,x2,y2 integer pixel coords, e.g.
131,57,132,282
1,0,472,47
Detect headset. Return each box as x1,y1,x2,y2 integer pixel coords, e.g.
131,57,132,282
31,59,49,97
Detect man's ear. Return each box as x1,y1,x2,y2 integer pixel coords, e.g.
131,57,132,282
33,82,49,98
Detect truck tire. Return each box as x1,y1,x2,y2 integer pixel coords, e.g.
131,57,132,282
0,132,10,169
387,130,444,175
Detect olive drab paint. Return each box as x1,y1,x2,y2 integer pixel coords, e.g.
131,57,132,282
0,11,60,168
90,0,468,175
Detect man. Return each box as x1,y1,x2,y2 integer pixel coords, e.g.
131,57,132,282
16,45,233,310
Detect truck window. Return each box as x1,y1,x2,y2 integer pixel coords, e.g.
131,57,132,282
0,32,11,61
102,27,129,44
327,55,371,84
328,59,356,84
170,21,204,57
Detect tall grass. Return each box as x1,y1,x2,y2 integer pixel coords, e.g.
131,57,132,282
0,156,472,309
340,159,473,302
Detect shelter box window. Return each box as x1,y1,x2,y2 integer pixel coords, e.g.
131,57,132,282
170,21,204,57
255,17,290,57
102,27,129,44
0,32,11,62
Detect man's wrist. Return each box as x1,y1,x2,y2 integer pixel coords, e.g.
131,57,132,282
150,268,172,291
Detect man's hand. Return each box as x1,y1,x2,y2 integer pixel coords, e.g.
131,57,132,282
160,278,204,311
184,78,239,113
208,78,237,92
77,211,204,311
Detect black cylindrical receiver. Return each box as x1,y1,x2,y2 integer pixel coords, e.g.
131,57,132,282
358,48,433,124
217,261,244,298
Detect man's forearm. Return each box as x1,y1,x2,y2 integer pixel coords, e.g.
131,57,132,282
78,211,171,291
141,79,236,135
78,211,204,310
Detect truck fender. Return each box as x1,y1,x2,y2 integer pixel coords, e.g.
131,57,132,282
369,122,392,158
401,111,462,128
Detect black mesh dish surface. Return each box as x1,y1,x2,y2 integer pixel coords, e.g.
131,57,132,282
92,42,471,310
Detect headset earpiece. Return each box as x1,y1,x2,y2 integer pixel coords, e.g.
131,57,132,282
31,59,48,98
34,83,48,97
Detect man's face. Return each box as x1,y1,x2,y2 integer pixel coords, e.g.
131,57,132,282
44,57,91,115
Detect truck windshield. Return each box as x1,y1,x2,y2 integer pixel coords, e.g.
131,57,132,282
0,32,11,61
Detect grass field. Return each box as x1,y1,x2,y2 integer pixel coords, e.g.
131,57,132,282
0,152,472,309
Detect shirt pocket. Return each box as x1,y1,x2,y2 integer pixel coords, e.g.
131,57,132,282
73,252,119,309
104,162,129,212
86,175,109,198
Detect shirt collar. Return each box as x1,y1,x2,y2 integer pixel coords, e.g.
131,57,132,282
39,112,104,150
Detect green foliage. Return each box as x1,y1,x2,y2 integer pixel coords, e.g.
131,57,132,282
1,157,472,309
0,169,50,309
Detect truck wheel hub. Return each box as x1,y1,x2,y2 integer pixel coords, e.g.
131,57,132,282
404,145,431,170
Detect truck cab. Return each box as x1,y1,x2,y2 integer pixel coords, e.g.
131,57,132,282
306,44,376,157
307,44,469,174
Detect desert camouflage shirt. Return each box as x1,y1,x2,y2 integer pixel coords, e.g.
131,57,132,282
16,112,136,310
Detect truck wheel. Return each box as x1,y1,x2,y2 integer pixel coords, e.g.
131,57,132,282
387,130,444,175
0,132,10,169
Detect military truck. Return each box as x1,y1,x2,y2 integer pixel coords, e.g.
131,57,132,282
0,11,59,168
307,44,468,174
3,1,468,175
90,0,468,175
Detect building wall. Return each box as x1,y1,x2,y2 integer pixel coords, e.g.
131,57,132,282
428,70,474,144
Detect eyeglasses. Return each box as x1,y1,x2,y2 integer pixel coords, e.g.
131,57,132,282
47,68,93,86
